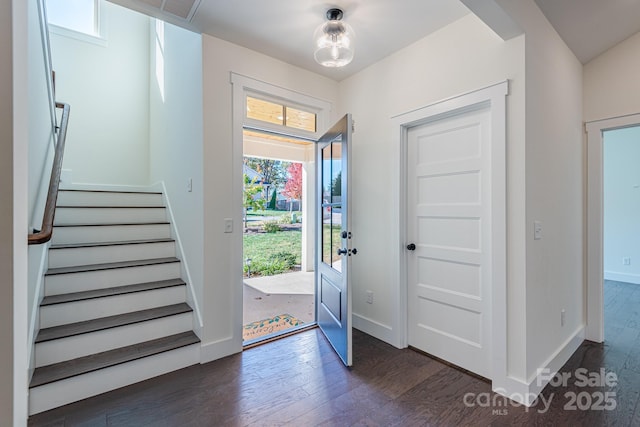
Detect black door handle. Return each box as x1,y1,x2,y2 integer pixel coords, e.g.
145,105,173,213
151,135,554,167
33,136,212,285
337,248,348,255
407,243,416,251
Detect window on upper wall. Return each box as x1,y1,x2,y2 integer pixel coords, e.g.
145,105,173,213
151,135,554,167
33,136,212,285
46,0,105,43
246,96,317,133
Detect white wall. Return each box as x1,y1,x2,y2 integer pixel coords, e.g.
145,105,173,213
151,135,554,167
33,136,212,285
5,0,30,424
50,1,151,186
26,0,56,388
604,126,640,284
497,0,584,383
0,1,15,422
27,0,55,230
584,31,640,123
201,35,338,359
337,13,528,379
149,20,204,329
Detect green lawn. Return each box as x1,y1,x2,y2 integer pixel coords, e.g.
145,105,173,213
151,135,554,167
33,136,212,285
243,230,302,276
242,224,342,277
246,209,301,218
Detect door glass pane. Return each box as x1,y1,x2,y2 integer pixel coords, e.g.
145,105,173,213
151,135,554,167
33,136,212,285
331,206,342,272
321,142,344,271
330,141,342,203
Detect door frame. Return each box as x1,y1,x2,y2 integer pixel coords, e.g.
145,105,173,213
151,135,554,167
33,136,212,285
585,112,640,343
230,73,332,349
390,81,508,387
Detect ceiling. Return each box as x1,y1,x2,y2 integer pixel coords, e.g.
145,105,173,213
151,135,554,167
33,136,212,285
534,0,640,64
111,0,640,81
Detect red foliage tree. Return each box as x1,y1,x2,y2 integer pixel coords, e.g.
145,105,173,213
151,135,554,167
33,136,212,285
282,163,303,202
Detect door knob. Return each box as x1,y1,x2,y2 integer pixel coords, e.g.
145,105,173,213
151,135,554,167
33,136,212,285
337,248,348,255
407,243,416,251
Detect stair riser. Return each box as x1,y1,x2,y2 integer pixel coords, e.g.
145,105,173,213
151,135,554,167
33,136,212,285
54,207,167,226
35,313,193,367
48,241,176,268
57,191,163,207
52,224,171,245
45,262,181,295
40,286,187,328
29,344,200,415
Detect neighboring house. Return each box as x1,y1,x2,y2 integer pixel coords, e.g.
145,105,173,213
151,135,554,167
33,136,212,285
3,0,640,424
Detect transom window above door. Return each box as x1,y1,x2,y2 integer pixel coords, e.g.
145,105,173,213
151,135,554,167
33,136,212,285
246,96,317,133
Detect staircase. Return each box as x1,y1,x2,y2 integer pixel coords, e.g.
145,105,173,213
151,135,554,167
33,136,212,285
29,189,201,415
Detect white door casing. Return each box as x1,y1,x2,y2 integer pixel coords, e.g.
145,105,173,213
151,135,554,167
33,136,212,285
390,81,507,390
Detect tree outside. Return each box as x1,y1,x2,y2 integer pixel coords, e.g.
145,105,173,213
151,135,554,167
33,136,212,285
282,163,303,219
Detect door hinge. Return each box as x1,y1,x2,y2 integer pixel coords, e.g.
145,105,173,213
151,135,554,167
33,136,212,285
351,120,356,134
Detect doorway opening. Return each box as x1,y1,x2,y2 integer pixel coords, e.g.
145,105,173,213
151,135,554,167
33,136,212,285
601,125,640,345
586,113,640,343
242,129,316,345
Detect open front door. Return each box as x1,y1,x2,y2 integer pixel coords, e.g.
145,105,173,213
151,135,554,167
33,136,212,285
315,114,354,366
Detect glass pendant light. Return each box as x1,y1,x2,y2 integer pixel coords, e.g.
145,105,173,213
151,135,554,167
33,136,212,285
313,8,355,68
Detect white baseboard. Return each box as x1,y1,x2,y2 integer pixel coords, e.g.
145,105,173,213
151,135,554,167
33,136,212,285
352,313,394,346
158,181,204,336
604,271,640,285
493,325,585,407
27,244,49,383
200,336,242,364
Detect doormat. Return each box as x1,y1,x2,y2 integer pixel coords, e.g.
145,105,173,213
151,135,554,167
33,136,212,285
243,314,303,341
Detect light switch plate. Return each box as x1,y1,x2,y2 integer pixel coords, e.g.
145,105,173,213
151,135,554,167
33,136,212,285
534,221,542,240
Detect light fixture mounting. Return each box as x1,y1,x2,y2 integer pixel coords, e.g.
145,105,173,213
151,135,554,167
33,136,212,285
313,7,355,68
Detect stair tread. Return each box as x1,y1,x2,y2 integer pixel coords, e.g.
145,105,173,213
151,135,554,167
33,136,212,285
50,238,175,250
30,331,199,388
59,189,162,194
53,222,170,228
56,206,165,209
36,303,193,343
41,278,186,306
46,257,180,276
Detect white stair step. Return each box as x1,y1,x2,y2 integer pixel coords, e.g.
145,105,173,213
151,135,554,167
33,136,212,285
36,313,193,367
51,223,171,245
48,239,176,268
29,333,200,415
40,284,186,328
44,258,181,296
57,190,163,207
54,207,167,225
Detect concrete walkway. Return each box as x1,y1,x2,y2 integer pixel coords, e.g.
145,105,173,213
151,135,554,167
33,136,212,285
243,271,315,325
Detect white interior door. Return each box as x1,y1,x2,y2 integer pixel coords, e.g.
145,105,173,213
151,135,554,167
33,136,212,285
316,114,353,366
406,107,492,378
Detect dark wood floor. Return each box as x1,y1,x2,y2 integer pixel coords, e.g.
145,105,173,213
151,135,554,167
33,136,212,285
29,280,640,426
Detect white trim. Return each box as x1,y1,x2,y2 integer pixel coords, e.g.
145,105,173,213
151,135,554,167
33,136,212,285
493,326,585,407
604,271,640,285
47,0,107,47
156,181,204,336
27,244,49,383
200,336,238,364
390,80,508,384
353,314,394,345
585,112,640,343
230,73,332,139
231,72,333,353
